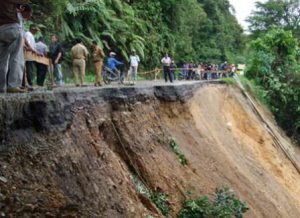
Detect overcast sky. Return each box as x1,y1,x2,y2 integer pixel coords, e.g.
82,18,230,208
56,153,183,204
229,0,267,31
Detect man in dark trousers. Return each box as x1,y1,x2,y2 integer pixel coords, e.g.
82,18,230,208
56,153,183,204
49,34,63,86
0,0,30,93
35,37,48,87
170,60,177,81
24,23,38,87
161,53,173,83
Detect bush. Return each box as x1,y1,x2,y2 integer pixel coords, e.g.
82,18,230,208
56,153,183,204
131,174,171,216
150,192,170,216
178,187,249,218
168,137,188,166
245,28,300,142
238,76,270,108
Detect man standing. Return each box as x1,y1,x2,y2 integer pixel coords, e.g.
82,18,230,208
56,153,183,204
24,23,38,87
129,49,140,83
0,0,30,93
91,41,104,87
161,53,173,83
35,37,48,87
71,38,89,87
49,34,63,87
170,60,177,81
17,3,31,33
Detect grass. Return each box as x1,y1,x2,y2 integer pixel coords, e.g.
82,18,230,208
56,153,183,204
221,75,271,109
238,76,271,108
221,77,236,85
178,187,249,218
150,192,170,216
168,137,188,166
85,73,96,83
130,174,171,216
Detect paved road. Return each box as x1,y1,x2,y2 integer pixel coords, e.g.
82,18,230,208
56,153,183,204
0,80,219,98
52,80,216,92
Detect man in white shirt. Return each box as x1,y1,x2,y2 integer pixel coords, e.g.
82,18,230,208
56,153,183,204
24,23,38,87
161,53,173,83
129,49,140,82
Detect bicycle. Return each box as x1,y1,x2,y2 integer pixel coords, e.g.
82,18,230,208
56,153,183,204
102,65,125,85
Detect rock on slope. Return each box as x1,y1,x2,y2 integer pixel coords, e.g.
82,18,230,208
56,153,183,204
0,82,299,217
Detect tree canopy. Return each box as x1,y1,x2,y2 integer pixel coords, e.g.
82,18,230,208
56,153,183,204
247,0,300,38
29,0,245,68
246,0,300,143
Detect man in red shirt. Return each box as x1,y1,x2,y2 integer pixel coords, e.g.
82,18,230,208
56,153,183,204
0,0,30,93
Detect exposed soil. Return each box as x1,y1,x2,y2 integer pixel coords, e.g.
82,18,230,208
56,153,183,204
0,83,299,217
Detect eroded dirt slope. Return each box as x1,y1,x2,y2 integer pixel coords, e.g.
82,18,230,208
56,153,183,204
0,83,299,217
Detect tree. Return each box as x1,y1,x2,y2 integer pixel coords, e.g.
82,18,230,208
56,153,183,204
197,0,246,62
247,0,300,38
28,0,245,69
246,28,300,142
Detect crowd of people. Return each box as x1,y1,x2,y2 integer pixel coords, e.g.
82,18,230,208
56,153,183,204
161,53,236,83
0,2,59,93
0,1,236,94
0,1,141,93
179,61,236,80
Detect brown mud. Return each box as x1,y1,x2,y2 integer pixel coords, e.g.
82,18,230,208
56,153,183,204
0,82,299,217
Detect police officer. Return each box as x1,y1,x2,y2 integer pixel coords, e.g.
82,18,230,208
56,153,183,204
71,38,89,87
91,40,104,87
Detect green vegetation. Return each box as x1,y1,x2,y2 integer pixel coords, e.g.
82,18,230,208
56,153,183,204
131,175,249,217
131,174,170,216
178,187,249,218
29,0,245,69
245,0,300,143
247,0,300,38
168,137,188,166
221,77,236,85
238,76,271,108
150,192,171,216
